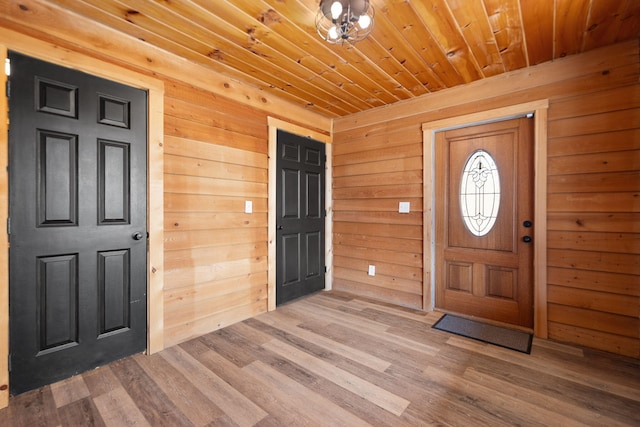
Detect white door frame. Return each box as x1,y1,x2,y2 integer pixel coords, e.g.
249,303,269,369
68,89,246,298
422,100,549,337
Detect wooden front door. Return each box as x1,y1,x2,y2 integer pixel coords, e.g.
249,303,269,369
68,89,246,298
276,130,326,305
435,117,534,328
8,52,148,394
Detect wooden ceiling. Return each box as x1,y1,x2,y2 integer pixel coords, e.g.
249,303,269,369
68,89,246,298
45,0,640,118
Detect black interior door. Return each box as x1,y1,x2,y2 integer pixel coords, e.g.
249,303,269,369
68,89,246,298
8,52,148,394
276,130,326,305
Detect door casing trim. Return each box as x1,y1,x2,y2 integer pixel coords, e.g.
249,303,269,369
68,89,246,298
422,100,549,338
0,30,164,406
267,117,332,311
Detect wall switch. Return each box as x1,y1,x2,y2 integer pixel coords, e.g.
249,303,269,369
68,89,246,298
399,201,410,213
368,265,375,276
245,200,252,214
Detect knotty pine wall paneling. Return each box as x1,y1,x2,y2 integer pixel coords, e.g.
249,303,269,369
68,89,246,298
333,126,424,308
162,80,270,347
546,84,640,357
333,39,640,357
0,0,331,405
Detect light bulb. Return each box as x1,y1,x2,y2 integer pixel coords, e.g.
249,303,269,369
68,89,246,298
330,1,343,20
328,25,339,40
358,14,371,29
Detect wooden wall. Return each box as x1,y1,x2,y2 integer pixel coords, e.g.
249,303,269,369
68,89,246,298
0,6,636,412
0,0,330,405
333,39,640,358
546,84,640,356
162,80,270,347
332,120,424,308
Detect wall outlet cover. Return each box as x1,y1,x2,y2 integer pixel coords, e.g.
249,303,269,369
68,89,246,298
399,201,410,213
245,200,252,214
368,265,375,276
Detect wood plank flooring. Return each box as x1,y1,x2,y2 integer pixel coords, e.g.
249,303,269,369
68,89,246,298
2,291,639,426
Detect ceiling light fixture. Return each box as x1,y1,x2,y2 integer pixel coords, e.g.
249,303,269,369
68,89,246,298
316,0,375,44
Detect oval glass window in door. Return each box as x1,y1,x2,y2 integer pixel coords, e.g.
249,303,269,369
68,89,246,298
460,149,500,236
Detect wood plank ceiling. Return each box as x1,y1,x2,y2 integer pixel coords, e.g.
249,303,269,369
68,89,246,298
43,0,640,117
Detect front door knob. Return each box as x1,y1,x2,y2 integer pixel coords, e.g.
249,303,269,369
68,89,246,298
132,232,144,240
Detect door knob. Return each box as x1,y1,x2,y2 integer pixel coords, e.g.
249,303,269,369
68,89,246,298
277,225,284,230
522,236,532,243
523,220,533,228
132,232,144,240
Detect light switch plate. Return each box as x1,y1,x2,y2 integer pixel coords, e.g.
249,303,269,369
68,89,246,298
399,201,410,213
245,200,252,214
368,265,375,276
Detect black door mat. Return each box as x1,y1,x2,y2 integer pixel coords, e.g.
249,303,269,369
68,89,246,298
433,314,532,354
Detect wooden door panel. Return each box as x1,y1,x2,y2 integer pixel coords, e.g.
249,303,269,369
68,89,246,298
445,261,473,293
447,128,516,252
486,265,518,299
435,118,534,328
443,247,521,265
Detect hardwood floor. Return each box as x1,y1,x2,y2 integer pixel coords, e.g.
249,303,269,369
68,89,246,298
2,291,639,426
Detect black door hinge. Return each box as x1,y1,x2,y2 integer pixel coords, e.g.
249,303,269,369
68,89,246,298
6,217,10,236
5,80,9,99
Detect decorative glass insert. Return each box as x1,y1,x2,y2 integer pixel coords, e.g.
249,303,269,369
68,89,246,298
460,149,500,236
